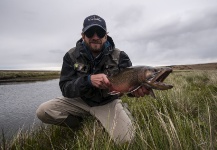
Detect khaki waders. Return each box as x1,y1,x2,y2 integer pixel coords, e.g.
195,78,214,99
36,96,135,144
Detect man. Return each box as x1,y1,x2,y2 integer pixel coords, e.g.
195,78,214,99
36,15,149,144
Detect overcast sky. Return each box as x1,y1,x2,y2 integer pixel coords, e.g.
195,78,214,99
1,0,217,70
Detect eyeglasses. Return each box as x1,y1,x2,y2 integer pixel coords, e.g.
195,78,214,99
84,27,106,38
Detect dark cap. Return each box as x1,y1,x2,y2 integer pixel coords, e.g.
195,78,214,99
82,15,107,33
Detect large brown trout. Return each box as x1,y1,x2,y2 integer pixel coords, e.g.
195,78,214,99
107,66,173,98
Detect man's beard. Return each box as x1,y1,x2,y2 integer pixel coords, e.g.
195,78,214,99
85,40,104,53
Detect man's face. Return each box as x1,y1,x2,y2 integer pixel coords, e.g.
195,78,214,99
82,26,107,54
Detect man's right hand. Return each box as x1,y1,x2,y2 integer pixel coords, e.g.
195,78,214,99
90,74,111,89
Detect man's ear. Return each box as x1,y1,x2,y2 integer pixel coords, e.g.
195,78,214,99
104,33,108,40
81,33,85,39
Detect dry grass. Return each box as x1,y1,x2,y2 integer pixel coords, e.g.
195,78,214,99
170,62,217,70
1,67,217,149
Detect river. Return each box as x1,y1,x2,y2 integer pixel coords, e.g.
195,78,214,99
0,79,62,139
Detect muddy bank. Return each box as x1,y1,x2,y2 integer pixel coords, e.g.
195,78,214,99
0,70,60,83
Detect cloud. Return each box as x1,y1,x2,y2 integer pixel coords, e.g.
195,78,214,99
0,0,217,69
123,7,217,65
113,5,145,29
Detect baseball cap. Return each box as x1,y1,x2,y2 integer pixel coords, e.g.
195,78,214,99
82,15,107,33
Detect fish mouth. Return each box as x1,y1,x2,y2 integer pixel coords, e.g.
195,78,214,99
156,68,173,82
147,67,173,90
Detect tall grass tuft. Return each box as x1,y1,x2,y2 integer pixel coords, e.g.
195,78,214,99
1,70,217,149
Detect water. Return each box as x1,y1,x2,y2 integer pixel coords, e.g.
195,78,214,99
0,79,62,139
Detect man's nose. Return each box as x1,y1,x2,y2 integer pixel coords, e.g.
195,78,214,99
92,32,99,39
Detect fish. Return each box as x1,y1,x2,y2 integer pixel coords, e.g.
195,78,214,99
107,66,173,98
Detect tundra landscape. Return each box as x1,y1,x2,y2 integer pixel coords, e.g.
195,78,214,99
1,63,217,150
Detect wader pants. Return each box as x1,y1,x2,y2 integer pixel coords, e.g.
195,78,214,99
36,96,135,144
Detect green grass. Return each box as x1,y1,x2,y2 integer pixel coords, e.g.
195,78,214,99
1,70,217,150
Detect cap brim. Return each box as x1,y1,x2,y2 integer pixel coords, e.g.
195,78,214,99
82,24,106,33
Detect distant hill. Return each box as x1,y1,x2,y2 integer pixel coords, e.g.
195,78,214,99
169,62,217,70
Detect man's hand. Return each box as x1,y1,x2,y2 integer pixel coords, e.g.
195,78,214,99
131,86,150,98
90,74,111,89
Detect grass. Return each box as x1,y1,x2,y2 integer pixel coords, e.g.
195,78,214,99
1,70,217,150
0,70,60,83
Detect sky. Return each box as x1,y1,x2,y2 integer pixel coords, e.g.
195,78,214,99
1,0,217,70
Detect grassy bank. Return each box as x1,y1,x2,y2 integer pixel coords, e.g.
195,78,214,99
0,70,60,83
1,70,217,149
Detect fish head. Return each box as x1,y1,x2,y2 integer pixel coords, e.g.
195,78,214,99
138,66,173,90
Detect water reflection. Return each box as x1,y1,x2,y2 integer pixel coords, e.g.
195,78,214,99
0,79,61,138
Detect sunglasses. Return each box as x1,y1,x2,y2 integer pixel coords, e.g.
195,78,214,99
84,27,106,38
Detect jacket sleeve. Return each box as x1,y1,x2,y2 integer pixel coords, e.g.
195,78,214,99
118,51,132,70
59,53,92,98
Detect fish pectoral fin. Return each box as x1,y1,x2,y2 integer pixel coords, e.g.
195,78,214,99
127,86,156,99
128,85,142,93
108,91,121,95
149,89,156,99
